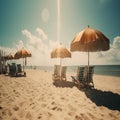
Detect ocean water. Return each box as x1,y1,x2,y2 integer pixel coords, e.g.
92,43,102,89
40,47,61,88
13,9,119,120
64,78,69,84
93,65,120,77
68,65,120,77
27,65,120,77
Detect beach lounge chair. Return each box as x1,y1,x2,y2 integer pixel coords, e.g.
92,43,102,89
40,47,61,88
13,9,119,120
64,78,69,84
71,66,86,86
61,66,67,81
52,65,61,81
16,64,26,77
85,66,94,87
9,63,17,76
71,66,95,88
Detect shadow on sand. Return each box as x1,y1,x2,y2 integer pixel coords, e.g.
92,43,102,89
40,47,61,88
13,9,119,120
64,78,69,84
84,88,120,111
53,80,120,111
53,80,75,88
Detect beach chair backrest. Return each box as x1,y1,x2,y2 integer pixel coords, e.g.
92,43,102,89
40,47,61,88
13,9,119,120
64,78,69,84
9,65,12,73
86,66,94,81
9,63,17,75
61,66,67,77
17,64,22,72
77,67,85,81
12,63,17,71
54,65,60,76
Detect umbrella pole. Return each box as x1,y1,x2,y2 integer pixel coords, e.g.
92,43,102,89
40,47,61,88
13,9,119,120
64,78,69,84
87,51,90,85
24,57,26,72
60,58,62,80
25,57,27,66
23,58,24,72
88,51,89,70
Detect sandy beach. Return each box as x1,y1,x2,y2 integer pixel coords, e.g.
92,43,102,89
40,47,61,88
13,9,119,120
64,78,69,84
0,69,120,120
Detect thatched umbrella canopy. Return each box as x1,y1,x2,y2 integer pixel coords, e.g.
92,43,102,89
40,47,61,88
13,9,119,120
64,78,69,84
14,48,32,71
51,44,71,77
51,44,71,59
70,26,110,68
5,53,14,60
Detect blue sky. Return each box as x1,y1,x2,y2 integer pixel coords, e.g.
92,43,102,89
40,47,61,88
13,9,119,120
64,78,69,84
0,0,120,65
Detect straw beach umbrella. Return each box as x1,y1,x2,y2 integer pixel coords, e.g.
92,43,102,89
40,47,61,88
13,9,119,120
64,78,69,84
5,53,14,60
4,53,15,66
14,48,31,71
51,44,71,66
70,26,110,68
51,44,71,78
51,44,71,58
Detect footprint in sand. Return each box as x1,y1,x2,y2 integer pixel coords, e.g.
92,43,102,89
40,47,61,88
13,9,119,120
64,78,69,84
109,113,118,119
1,108,12,117
2,92,8,97
87,112,97,120
13,105,19,111
75,115,82,120
26,111,32,120
75,113,89,120
51,101,56,105
37,113,42,119
68,111,76,116
0,106,2,110
52,106,62,111
29,102,37,109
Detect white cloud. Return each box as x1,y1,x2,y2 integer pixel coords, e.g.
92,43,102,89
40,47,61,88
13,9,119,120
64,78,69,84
110,37,120,62
41,8,49,23
36,28,47,40
21,28,56,66
22,29,41,45
15,40,24,50
113,36,120,49
96,36,120,64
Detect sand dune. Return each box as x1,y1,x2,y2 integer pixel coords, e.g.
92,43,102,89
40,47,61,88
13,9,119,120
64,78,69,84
0,69,120,120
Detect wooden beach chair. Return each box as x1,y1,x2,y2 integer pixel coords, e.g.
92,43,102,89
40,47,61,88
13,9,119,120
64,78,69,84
84,66,95,87
61,66,67,81
9,63,17,76
16,64,26,77
71,66,95,88
71,66,86,87
52,65,61,81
